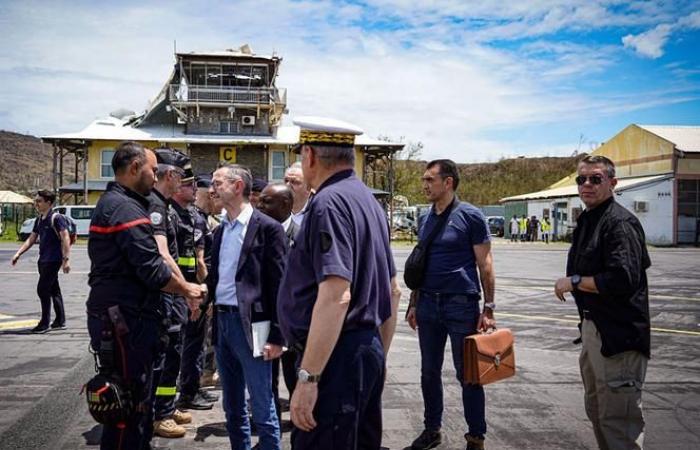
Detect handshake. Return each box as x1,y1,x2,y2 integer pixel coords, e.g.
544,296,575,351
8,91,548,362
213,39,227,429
183,282,208,314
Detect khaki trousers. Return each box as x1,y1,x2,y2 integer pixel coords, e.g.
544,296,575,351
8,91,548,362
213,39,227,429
580,319,648,450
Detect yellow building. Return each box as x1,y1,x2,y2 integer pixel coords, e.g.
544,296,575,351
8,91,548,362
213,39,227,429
42,46,403,205
502,124,700,245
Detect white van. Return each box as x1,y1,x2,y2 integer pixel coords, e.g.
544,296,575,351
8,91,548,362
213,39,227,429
19,205,96,240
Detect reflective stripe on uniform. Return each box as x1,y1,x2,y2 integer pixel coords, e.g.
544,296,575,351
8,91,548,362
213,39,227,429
177,256,196,267
90,218,151,234
155,386,177,396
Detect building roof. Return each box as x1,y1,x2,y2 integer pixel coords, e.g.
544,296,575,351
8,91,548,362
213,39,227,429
0,190,33,204
42,117,404,150
638,125,700,153
500,174,673,203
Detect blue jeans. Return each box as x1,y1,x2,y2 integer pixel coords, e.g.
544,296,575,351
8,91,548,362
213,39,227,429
416,292,486,437
216,310,280,450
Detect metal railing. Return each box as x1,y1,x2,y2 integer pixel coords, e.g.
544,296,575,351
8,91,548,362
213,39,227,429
169,85,286,105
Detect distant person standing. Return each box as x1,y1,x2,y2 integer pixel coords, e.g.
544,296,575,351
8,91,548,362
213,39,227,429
518,214,528,241
540,217,551,244
11,189,70,333
528,215,539,243
509,215,519,242
554,155,651,450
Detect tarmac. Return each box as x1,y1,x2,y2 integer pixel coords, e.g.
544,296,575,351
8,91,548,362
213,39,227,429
0,240,698,449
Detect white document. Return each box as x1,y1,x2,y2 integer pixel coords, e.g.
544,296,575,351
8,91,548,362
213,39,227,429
251,320,271,358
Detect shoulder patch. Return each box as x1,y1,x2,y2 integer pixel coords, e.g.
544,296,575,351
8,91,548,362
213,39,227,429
320,231,333,253
150,212,163,225
194,229,203,242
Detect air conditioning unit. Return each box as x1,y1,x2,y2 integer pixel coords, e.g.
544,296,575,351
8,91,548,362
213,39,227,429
241,115,256,126
633,201,649,213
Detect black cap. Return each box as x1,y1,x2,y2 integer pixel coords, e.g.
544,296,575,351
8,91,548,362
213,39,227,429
252,178,268,193
196,174,212,188
155,148,190,170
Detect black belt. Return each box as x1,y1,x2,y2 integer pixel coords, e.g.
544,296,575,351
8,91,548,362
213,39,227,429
216,304,239,313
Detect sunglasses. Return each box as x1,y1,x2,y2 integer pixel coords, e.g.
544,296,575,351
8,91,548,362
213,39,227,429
575,175,606,186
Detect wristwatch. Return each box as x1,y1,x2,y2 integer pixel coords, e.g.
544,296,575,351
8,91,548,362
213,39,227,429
483,302,496,311
571,274,582,291
297,368,321,384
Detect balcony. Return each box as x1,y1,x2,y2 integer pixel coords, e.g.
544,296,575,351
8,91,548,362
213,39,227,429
169,85,287,107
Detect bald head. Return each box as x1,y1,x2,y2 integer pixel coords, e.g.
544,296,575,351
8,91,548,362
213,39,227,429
257,183,293,223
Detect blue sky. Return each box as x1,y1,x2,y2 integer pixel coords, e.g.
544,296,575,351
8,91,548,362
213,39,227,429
0,0,699,162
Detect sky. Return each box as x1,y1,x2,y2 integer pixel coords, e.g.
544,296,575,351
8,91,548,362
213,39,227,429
0,0,699,163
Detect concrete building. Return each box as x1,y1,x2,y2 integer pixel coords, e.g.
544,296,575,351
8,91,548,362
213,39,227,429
41,45,403,205
501,124,700,245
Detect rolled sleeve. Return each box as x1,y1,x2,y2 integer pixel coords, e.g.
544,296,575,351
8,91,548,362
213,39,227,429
311,204,353,283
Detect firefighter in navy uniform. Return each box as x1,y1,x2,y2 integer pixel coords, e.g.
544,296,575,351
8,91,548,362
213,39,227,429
172,173,218,410
277,117,401,449
86,141,203,450
148,148,197,438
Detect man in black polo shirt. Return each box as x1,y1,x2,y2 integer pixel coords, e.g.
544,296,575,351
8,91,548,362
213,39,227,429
12,189,71,333
554,155,650,450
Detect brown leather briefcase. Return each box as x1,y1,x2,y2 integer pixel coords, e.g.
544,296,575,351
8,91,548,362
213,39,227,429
464,328,515,385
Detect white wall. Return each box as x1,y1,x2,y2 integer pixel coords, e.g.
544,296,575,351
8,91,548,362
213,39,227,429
615,178,674,246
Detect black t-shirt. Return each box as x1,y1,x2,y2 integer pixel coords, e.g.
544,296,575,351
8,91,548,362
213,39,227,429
33,211,67,263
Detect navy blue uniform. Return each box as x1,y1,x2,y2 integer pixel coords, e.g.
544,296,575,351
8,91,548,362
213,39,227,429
32,211,68,327
148,189,187,422
278,169,396,449
86,181,172,450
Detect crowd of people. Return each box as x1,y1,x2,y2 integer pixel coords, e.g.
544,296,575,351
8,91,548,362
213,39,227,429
11,115,651,450
509,214,551,243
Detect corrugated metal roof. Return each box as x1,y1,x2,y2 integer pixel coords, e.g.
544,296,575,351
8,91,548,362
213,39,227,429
500,174,673,203
43,118,403,149
0,190,33,204
638,125,700,153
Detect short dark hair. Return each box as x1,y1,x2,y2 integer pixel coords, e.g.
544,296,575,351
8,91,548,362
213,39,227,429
426,159,460,190
580,155,616,178
112,141,147,175
36,189,56,204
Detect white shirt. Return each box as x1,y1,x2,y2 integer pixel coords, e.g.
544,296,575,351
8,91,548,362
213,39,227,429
215,203,254,306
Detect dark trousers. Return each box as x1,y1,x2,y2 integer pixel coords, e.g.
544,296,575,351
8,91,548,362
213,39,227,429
272,349,298,423
180,315,208,397
291,329,385,450
416,291,486,437
88,312,161,450
37,261,65,326
153,327,184,421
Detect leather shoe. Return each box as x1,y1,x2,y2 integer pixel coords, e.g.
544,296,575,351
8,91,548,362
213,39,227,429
177,392,214,410
411,429,442,449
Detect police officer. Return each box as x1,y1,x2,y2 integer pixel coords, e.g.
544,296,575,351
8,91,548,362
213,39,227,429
277,117,401,449
149,148,197,438
86,141,203,450
172,173,219,410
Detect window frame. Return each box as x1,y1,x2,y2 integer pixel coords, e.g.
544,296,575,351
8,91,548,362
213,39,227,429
100,149,115,179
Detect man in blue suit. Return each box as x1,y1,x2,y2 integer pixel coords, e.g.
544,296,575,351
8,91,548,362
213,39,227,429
207,164,287,450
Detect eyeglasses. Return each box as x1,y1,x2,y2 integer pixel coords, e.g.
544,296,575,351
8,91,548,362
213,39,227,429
575,175,606,186
284,178,303,186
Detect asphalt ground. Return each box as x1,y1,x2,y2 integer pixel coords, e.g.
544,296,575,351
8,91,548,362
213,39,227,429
0,240,698,449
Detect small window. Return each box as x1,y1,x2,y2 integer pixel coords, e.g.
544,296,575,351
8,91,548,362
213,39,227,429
219,121,235,134
101,149,115,178
70,208,94,220
270,151,287,181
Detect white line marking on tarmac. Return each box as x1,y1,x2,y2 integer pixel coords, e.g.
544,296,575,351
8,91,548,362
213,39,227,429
0,313,15,319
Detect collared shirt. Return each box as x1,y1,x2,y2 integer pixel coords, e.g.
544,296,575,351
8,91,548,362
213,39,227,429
33,211,67,263
567,196,651,357
278,169,396,346
215,203,253,307
419,200,490,295
282,216,292,233
290,199,308,226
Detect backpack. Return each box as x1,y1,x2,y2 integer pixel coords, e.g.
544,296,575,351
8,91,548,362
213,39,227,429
51,212,78,245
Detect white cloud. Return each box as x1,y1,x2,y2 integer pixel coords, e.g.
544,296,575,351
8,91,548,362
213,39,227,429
0,0,698,163
622,23,674,58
